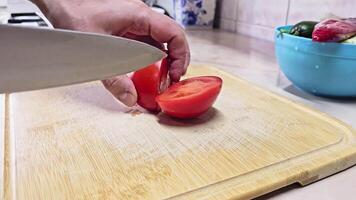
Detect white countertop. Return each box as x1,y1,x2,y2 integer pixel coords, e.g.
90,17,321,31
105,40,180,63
2,1,356,199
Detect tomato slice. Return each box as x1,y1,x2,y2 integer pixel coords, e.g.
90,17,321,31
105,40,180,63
131,58,170,112
156,76,222,119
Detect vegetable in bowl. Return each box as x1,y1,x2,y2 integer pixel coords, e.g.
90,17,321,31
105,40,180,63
290,21,318,38
282,18,356,44
312,18,356,42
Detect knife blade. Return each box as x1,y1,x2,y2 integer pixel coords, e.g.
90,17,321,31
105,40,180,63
0,24,166,93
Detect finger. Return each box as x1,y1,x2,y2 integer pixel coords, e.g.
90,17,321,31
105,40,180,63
129,11,190,82
123,33,165,50
101,75,137,107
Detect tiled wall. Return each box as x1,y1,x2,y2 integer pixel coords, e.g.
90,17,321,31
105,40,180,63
216,0,356,41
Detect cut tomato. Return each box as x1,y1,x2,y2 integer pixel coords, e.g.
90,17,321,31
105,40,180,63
131,58,170,112
156,76,222,119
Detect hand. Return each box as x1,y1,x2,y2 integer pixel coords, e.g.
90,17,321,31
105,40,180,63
32,0,190,106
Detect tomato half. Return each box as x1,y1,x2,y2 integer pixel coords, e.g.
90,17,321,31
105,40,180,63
156,76,222,119
131,58,170,112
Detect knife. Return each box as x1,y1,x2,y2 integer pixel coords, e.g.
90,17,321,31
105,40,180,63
0,24,166,93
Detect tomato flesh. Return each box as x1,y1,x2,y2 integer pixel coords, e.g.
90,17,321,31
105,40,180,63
131,58,170,112
156,76,222,119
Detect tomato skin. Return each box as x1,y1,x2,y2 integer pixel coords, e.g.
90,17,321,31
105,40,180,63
156,76,222,119
131,58,169,112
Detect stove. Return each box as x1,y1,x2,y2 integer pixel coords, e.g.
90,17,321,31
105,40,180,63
2,11,52,28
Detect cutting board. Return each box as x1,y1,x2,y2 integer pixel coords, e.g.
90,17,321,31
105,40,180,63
0,94,5,199
2,65,356,200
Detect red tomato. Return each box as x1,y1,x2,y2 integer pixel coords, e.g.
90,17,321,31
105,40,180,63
131,58,170,112
156,76,223,119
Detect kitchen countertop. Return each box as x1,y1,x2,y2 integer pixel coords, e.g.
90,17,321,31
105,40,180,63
1,1,356,199
187,30,356,200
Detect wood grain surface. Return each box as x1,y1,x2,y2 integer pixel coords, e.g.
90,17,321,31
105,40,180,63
2,65,356,200
0,94,4,199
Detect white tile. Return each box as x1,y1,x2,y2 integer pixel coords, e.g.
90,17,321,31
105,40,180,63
220,18,236,32
8,0,24,4
288,0,356,24
235,22,275,42
236,0,289,28
220,0,238,20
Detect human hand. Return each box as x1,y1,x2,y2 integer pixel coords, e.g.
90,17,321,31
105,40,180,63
32,0,190,106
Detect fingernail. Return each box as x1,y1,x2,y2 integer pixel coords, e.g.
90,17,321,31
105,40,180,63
117,92,136,107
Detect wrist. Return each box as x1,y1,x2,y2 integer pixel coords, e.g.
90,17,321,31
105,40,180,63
30,0,75,29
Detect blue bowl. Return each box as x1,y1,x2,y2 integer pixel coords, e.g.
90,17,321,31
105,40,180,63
275,25,356,97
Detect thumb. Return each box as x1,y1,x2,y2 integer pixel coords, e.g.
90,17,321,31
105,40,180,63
101,75,137,107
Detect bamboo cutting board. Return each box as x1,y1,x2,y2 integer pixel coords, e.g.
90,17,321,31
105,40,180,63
0,94,5,199
2,65,356,200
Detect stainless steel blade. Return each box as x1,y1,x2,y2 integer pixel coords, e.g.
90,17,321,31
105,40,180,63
0,25,166,93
